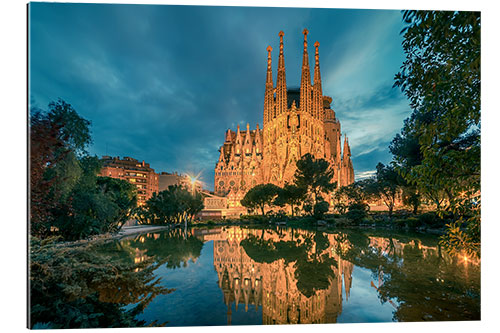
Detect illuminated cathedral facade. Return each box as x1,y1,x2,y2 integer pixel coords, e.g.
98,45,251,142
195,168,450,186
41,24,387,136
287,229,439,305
214,30,354,200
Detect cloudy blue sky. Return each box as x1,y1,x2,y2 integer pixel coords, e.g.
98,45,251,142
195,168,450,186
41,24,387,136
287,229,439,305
29,2,411,190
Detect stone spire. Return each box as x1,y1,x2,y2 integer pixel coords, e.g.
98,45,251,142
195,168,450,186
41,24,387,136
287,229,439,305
244,123,252,155
254,123,262,154
343,135,351,160
235,124,242,155
312,41,323,120
300,29,312,116
263,45,274,124
276,31,287,116
336,131,342,163
225,128,232,142
342,135,354,185
218,147,226,163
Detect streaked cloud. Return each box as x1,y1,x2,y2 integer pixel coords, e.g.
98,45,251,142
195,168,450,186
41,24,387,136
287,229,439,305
355,170,376,181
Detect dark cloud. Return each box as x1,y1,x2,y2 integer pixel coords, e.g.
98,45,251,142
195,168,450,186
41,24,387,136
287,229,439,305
29,3,409,189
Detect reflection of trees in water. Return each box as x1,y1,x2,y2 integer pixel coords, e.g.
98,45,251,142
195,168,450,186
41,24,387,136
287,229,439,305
121,229,204,269
241,231,336,298
222,228,346,325
331,229,480,321
29,238,173,329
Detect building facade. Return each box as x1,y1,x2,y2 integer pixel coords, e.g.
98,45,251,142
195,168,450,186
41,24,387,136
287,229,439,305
99,156,159,206
214,30,354,204
158,171,202,193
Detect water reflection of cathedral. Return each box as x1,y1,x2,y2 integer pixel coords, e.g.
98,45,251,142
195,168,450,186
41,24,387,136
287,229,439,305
201,227,354,325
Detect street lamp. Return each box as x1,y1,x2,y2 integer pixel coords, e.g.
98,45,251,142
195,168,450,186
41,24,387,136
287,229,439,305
189,175,197,195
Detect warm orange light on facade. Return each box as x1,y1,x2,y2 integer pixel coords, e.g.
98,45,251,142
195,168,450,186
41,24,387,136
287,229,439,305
214,30,355,204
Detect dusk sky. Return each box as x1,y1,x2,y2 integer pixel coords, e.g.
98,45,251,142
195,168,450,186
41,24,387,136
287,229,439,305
29,2,411,191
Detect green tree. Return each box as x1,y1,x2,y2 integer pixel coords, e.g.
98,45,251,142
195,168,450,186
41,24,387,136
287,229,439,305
365,163,402,217
394,10,480,258
141,185,204,225
241,183,281,216
30,100,92,238
334,180,372,214
46,99,92,156
51,157,137,240
401,186,421,215
313,200,329,220
274,183,307,216
185,191,205,222
390,117,447,210
293,153,335,204
30,100,138,241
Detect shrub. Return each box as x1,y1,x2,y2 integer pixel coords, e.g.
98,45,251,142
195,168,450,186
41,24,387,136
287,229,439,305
240,215,269,224
406,217,422,229
298,216,316,224
418,212,446,228
333,217,351,227
29,237,171,328
345,202,369,224
394,218,407,228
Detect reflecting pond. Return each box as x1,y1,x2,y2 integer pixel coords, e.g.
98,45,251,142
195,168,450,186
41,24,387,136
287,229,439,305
104,226,480,325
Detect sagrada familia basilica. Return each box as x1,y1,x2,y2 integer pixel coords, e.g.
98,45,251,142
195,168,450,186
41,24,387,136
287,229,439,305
214,30,354,201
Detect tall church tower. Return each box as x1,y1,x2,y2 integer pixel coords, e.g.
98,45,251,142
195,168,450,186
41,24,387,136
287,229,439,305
214,30,355,199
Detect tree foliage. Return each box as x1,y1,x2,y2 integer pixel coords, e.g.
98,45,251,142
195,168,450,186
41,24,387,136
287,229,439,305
273,183,307,216
393,10,481,257
333,230,480,322
137,185,204,225
294,153,335,204
333,180,372,214
364,163,403,216
313,200,330,220
29,237,172,329
30,100,136,241
241,183,281,216
345,202,369,224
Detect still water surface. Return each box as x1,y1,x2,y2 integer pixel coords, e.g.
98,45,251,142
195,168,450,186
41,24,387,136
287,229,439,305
107,226,480,325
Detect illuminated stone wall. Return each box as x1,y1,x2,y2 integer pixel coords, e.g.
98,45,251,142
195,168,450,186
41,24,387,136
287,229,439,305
214,30,355,202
